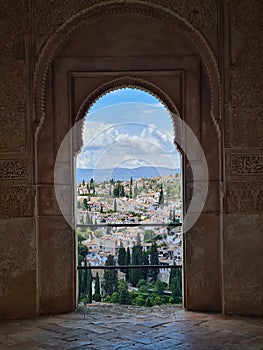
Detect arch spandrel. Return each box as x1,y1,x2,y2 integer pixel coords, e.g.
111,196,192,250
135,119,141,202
33,0,221,137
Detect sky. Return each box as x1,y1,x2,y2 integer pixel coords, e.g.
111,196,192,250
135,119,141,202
76,88,181,170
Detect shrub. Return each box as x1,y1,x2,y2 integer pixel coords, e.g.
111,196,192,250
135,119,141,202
93,293,101,302
103,295,112,303
111,292,119,303
169,296,176,304
145,297,153,307
152,296,162,306
133,295,145,306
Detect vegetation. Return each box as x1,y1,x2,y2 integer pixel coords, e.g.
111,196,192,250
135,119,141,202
103,273,182,307
103,255,118,295
149,242,159,282
93,272,101,302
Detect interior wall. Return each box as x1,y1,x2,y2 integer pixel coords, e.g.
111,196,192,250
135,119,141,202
0,0,262,318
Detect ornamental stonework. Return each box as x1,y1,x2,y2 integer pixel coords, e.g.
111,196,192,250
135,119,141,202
226,182,263,214
226,151,263,180
0,159,28,180
0,0,28,153
34,0,217,54
0,186,33,219
226,0,263,147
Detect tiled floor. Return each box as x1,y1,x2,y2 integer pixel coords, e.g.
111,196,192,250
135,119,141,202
0,304,262,349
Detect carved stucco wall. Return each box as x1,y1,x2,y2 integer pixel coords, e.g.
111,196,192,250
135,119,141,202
0,1,36,318
34,0,218,56
223,0,263,316
0,0,262,318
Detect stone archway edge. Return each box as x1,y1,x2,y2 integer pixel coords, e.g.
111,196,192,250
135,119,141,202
33,0,221,134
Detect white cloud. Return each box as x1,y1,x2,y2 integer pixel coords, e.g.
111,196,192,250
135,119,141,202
77,103,180,169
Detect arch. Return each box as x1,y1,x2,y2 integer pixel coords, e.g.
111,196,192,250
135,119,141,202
33,0,221,136
73,77,183,156
34,1,223,314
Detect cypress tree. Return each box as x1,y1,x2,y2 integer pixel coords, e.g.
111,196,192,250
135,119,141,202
125,247,131,281
93,272,101,302
86,266,93,303
81,259,88,295
142,250,149,281
169,267,182,298
103,255,118,296
149,243,159,282
130,245,143,287
118,245,126,273
113,198,117,212
118,280,130,305
83,198,89,210
158,184,164,207
129,177,133,198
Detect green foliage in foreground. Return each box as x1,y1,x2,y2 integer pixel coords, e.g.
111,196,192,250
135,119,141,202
102,274,182,307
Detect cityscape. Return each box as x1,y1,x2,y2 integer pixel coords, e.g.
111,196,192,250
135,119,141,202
76,168,183,306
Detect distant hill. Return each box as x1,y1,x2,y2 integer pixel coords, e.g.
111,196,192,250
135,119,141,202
76,167,180,183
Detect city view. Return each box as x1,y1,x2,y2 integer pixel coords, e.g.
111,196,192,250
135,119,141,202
76,88,183,306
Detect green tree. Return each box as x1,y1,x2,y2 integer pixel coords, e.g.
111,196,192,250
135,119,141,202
130,245,143,287
149,243,159,282
111,292,119,303
118,245,126,273
82,179,85,187
169,267,182,299
86,266,93,303
145,297,153,307
134,182,139,197
113,182,125,197
113,198,117,212
158,184,164,207
83,198,89,210
93,272,101,302
85,212,92,224
118,280,130,305
78,234,88,265
154,280,165,296
142,249,149,281
129,177,133,198
125,247,131,281
144,229,154,242
103,255,118,296
136,233,141,246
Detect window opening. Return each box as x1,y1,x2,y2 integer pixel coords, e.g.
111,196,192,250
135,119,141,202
76,87,182,307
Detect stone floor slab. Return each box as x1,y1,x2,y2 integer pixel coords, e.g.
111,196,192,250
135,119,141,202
0,304,262,349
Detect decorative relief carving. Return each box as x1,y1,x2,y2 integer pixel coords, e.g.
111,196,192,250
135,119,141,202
226,150,263,182
230,155,263,175
151,0,217,48
34,0,221,139
35,0,217,50
0,186,33,218
226,182,263,214
0,219,35,297
229,0,263,147
0,159,28,180
0,1,28,153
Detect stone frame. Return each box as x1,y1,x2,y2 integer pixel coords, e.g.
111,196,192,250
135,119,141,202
33,1,222,314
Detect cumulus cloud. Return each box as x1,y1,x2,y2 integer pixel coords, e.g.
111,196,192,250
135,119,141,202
77,103,180,169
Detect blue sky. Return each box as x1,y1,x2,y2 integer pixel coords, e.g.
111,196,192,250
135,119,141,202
77,88,181,169
89,88,160,113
